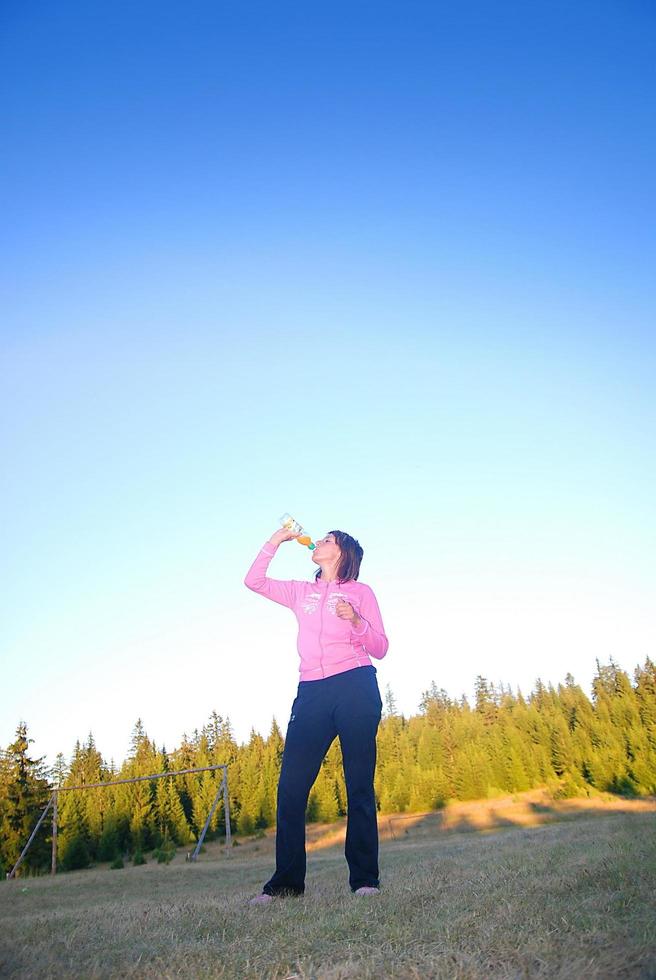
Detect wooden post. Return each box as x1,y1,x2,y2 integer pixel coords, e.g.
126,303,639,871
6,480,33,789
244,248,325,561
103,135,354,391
223,769,231,854
190,777,225,862
51,790,58,875
7,795,53,879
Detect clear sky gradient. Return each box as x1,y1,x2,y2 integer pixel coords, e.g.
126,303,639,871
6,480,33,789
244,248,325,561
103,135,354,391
2,1,655,767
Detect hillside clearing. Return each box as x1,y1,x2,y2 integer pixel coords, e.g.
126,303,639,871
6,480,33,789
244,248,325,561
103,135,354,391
1,803,655,979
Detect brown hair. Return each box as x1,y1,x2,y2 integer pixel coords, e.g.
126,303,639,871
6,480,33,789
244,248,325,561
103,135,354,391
315,530,364,583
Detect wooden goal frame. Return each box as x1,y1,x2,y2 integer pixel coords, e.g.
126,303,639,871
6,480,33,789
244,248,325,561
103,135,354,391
7,763,230,879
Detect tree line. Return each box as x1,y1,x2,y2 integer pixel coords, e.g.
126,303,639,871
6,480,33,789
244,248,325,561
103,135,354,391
1,658,655,877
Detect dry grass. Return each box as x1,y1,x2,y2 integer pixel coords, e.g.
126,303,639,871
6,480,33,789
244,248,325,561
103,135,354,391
1,797,655,979
305,788,656,853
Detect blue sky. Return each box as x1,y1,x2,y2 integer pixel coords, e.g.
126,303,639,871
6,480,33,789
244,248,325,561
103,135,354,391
2,1,655,767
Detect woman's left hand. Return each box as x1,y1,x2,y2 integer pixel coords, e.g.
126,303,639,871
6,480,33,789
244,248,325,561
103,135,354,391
335,600,361,627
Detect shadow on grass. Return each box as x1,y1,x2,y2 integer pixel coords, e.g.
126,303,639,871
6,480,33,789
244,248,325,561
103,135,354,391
305,789,656,853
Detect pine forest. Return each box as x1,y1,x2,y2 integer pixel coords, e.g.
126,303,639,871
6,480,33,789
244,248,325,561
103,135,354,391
1,658,655,877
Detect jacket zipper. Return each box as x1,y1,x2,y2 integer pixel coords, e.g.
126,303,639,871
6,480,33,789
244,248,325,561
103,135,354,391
318,587,327,678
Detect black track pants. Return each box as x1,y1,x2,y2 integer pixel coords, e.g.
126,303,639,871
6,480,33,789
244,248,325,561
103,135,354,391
263,665,383,896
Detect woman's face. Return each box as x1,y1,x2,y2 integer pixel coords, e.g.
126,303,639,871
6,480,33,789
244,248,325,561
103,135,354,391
312,532,341,565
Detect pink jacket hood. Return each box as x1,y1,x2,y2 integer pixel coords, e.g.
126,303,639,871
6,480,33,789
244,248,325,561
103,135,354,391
244,542,389,681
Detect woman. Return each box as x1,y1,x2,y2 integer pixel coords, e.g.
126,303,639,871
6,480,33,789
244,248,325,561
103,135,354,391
244,525,389,903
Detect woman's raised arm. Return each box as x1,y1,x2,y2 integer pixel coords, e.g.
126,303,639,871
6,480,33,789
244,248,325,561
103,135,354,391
244,528,299,608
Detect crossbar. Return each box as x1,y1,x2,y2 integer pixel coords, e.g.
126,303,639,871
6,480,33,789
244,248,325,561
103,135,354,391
59,763,227,792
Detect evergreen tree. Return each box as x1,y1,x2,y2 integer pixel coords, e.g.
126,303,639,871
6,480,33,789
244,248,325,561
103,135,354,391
453,741,490,801
163,777,194,844
124,719,158,850
384,684,398,718
634,658,656,738
51,752,68,788
0,723,51,875
475,676,498,726
128,778,155,850
97,812,120,862
308,760,340,822
59,792,91,870
550,715,575,777
260,720,284,826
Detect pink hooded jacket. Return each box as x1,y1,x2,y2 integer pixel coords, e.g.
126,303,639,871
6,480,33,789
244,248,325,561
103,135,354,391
244,542,389,681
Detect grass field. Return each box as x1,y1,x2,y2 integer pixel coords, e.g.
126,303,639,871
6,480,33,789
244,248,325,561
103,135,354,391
1,793,655,979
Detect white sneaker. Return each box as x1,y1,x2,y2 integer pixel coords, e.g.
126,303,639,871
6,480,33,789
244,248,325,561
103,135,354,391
249,893,275,906
354,886,380,896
